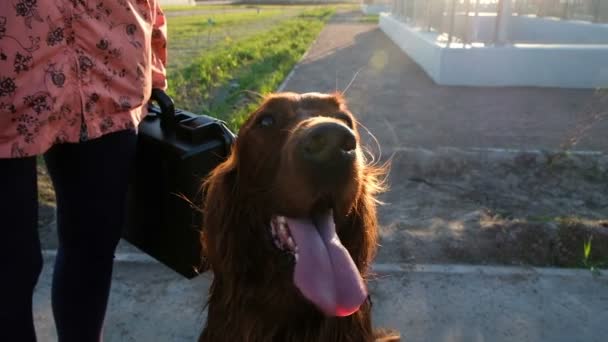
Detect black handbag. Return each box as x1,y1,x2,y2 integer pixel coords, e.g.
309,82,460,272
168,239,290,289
122,89,235,278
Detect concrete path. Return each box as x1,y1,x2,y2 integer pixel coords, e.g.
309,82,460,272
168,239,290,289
33,255,608,342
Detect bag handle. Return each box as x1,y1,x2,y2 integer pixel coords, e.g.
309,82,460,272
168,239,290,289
149,88,176,129
149,88,237,152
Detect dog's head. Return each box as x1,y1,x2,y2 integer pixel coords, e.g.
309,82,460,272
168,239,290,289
202,92,385,317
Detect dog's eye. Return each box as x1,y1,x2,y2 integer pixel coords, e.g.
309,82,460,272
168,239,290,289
258,115,275,128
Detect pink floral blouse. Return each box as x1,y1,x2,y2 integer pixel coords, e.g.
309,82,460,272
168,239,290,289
0,0,168,158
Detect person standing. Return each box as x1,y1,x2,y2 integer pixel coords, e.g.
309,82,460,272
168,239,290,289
0,1,167,340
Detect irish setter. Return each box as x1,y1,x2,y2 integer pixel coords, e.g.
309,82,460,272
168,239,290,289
199,92,399,342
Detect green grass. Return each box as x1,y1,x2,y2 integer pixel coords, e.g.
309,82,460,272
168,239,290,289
161,4,246,12
582,236,602,275
166,9,298,70
555,217,608,271
167,10,286,42
161,4,199,12
162,3,356,13
167,7,335,130
165,5,331,69
359,14,379,23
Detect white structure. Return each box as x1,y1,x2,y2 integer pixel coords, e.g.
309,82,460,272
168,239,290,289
380,0,608,88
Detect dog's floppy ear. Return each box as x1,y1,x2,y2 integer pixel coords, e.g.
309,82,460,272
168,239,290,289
201,149,242,276
201,142,269,279
339,163,387,273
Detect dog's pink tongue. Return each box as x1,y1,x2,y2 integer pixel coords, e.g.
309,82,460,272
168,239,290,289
286,213,367,317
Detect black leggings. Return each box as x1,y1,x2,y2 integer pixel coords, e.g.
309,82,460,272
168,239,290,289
0,129,136,342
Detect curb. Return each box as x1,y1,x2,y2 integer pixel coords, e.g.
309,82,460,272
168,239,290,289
371,263,602,278
41,250,602,279
42,249,157,264
386,146,605,156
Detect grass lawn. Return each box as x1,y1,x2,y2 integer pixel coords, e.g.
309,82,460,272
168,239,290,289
167,8,304,71
358,14,379,23
162,3,357,13
162,4,238,12
166,6,335,130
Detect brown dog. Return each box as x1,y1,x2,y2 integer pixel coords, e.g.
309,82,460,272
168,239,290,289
199,92,399,341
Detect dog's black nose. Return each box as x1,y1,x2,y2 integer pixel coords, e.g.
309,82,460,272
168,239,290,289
301,122,356,163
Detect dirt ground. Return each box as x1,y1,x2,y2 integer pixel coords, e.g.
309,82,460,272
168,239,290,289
375,148,608,267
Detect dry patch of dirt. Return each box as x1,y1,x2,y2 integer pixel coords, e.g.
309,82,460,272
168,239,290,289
37,162,57,249
376,148,608,268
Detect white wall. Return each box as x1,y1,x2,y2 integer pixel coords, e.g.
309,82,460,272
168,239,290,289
379,13,608,89
440,44,608,88
380,14,442,82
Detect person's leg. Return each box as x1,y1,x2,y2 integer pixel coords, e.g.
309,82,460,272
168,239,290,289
0,157,42,342
44,129,136,342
